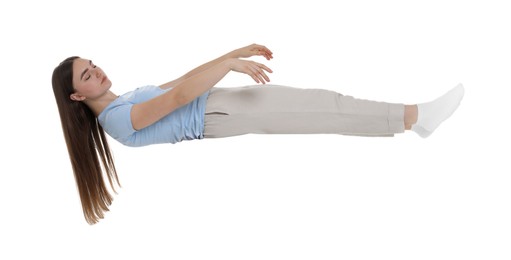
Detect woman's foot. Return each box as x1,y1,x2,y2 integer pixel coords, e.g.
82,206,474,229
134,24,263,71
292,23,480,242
411,83,465,138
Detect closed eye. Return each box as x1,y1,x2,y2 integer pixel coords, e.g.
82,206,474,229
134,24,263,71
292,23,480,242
81,60,97,81
84,61,98,81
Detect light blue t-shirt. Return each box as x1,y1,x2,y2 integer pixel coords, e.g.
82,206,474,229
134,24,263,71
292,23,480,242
98,85,210,147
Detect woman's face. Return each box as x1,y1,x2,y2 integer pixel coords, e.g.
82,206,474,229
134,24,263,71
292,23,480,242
70,58,112,101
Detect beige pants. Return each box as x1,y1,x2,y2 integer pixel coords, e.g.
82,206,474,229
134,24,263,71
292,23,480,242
203,85,405,138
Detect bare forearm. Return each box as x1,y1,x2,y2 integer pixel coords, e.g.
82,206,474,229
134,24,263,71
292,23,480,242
181,50,237,80
160,50,237,89
173,59,232,104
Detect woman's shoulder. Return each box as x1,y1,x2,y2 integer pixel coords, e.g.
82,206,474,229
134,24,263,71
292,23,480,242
99,85,162,118
119,85,166,102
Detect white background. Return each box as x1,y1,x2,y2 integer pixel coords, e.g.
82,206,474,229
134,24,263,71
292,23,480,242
1,0,510,259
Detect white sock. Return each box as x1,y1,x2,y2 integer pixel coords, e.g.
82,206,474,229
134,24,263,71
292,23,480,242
412,83,465,138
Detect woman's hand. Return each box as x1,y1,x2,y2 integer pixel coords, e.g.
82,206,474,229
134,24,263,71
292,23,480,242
227,58,273,84
231,44,273,60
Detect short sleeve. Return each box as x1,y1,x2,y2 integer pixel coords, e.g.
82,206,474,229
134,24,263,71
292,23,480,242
100,103,136,141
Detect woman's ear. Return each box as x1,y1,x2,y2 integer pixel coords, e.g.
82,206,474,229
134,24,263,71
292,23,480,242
70,93,86,101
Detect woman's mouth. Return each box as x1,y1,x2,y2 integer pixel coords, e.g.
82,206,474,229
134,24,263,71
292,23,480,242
101,76,107,84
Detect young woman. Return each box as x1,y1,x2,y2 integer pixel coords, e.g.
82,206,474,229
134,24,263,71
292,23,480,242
52,43,464,224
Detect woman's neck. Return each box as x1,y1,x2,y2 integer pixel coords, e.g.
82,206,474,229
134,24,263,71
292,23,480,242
84,90,119,117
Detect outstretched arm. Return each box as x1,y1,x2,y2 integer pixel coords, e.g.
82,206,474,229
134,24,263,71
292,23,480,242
160,44,273,89
131,44,273,131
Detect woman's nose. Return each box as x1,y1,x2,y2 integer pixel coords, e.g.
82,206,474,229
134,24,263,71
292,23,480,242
94,68,102,78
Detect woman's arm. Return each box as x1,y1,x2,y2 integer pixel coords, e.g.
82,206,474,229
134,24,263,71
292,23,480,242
131,55,272,131
159,44,273,89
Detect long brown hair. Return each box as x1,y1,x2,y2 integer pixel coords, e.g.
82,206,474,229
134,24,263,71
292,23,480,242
52,56,120,225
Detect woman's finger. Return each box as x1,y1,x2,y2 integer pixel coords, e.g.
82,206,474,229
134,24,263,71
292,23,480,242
260,45,273,59
249,73,260,84
255,44,272,54
257,68,270,84
261,71,270,83
258,50,272,60
258,63,273,74
249,65,266,84
251,45,273,60
246,67,261,83
256,63,271,83
253,64,270,83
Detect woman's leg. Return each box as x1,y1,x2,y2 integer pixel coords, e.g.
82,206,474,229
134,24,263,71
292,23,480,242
204,83,464,138
404,105,418,130
204,85,406,138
